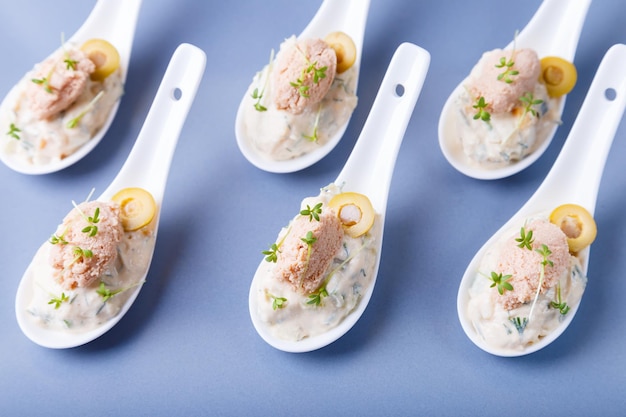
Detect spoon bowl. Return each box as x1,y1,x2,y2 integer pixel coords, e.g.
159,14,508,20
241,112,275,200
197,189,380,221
235,0,370,173
249,43,430,352
15,43,206,348
438,0,591,180
457,44,626,356
0,0,142,175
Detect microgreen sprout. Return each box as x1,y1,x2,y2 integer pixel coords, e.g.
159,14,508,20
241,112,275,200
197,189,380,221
96,282,124,302
73,246,93,262
262,243,280,263
519,92,543,119
527,243,554,323
262,226,291,263
66,90,104,128
301,231,317,247
6,123,21,140
495,55,519,84
96,280,144,303
515,226,534,250
303,104,322,142
550,283,570,315
59,33,77,70
290,45,328,98
49,232,68,245
80,207,100,237
64,57,78,70
268,293,287,310
31,63,57,94
251,49,274,112
307,286,328,306
509,316,528,334
251,88,266,111
48,292,69,309
535,244,554,267
472,96,491,123
488,271,513,295
300,202,323,222
301,231,318,273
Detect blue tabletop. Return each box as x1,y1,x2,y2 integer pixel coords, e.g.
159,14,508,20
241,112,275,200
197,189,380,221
1,1,625,416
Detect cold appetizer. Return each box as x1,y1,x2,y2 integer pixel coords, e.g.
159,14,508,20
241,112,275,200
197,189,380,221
454,42,577,167
25,187,157,332
240,31,358,161
1,38,123,167
466,204,596,352
252,184,379,341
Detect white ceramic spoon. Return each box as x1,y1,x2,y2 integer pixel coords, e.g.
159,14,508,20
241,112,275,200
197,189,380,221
438,0,591,180
235,0,370,173
15,43,206,349
249,43,430,352
457,44,626,356
0,0,142,175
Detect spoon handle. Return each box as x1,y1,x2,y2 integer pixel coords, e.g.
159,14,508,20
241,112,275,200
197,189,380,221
511,0,591,60
300,0,370,51
69,0,143,72
526,43,626,214
335,43,430,210
101,44,207,203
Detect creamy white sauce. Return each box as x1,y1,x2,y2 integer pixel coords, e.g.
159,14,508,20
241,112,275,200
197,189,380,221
26,228,155,332
241,37,358,161
253,184,378,341
454,75,560,169
0,44,123,167
466,214,587,353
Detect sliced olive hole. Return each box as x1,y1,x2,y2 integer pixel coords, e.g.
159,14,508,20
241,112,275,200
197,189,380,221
338,204,362,227
331,43,345,60
120,198,141,216
605,88,616,101
543,66,563,86
88,51,107,67
559,215,582,239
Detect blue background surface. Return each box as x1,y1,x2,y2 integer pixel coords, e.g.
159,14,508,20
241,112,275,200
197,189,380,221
1,1,625,415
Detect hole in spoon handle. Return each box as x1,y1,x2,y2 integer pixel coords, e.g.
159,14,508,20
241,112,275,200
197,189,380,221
336,43,430,207
104,44,207,202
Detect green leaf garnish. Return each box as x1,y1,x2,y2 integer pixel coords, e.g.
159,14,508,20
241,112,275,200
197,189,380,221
262,243,280,263
72,246,93,261
48,292,69,309
80,207,100,237
550,283,570,315
301,231,317,246
306,286,328,306
300,202,323,222
64,57,78,70
303,104,322,142
251,49,274,112
290,45,328,98
495,55,519,84
527,243,554,324
6,123,21,140
96,282,124,302
66,90,104,128
519,92,543,118
488,271,514,295
472,96,491,123
49,232,68,245
251,88,267,112
269,293,287,310
535,244,554,267
515,226,534,250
